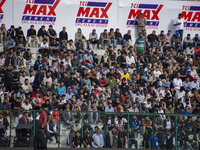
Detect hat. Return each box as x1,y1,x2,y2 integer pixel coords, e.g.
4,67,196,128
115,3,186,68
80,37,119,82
88,50,92,53
194,77,198,80
140,63,143,66
176,32,179,35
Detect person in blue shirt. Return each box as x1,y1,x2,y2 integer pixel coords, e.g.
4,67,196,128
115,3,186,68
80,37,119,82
92,128,104,148
84,74,91,89
105,103,114,112
148,131,159,149
33,56,42,71
65,88,74,101
58,82,66,96
131,115,142,136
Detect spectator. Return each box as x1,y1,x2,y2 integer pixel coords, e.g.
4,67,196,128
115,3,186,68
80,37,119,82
27,25,39,47
92,128,104,148
59,26,68,43
115,28,126,47
147,30,158,47
173,13,187,42
0,111,9,130
123,30,132,47
183,34,192,49
0,23,7,45
158,30,166,47
67,126,75,148
148,131,159,149
89,29,98,49
141,116,151,135
193,34,200,47
47,25,57,43
47,119,58,143
37,25,49,44
100,29,109,49
4,35,15,52
134,32,146,56
137,13,146,35
39,38,49,58
72,131,83,148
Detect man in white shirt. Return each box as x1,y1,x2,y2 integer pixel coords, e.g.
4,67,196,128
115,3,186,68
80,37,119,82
22,79,33,93
126,52,135,68
154,66,162,79
173,13,187,42
39,38,49,57
22,99,32,110
173,72,183,90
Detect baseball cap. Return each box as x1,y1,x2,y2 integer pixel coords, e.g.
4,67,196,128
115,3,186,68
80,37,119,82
194,77,198,80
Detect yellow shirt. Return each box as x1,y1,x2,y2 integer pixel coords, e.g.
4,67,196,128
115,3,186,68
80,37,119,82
121,73,130,80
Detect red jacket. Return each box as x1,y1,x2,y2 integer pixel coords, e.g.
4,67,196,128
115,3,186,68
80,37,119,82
99,78,108,87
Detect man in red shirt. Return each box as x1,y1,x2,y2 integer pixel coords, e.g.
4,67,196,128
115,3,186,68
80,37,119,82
39,110,47,127
99,74,107,89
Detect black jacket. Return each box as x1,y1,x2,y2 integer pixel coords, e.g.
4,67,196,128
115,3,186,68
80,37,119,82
34,132,47,150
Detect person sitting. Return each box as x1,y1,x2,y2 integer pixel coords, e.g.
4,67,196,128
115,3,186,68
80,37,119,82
47,119,58,143
19,112,29,124
27,25,39,47
39,38,49,58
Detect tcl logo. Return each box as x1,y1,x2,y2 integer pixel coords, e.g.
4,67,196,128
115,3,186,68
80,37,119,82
76,1,112,25
22,0,60,22
182,6,200,22
128,4,163,20
182,5,200,28
23,0,60,16
77,1,112,18
126,3,163,27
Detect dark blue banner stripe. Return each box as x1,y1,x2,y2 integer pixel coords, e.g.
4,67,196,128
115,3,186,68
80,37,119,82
138,4,158,9
87,2,107,7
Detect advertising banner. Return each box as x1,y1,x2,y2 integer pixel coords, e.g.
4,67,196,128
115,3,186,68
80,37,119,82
13,0,117,39
1,0,200,40
118,0,200,41
0,0,12,26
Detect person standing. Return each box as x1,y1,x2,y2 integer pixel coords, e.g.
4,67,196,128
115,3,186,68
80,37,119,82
34,126,47,150
137,13,146,35
134,32,146,56
173,13,187,42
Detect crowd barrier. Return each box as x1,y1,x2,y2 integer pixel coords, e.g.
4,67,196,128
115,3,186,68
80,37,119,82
1,110,199,149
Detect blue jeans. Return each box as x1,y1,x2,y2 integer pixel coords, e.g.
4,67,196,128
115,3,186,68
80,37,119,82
63,120,75,126
116,39,126,46
84,63,93,69
178,141,189,150
132,127,142,136
148,41,158,47
90,112,98,122
176,30,183,42
128,140,138,149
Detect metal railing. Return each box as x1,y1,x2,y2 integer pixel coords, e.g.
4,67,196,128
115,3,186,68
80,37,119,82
2,110,200,149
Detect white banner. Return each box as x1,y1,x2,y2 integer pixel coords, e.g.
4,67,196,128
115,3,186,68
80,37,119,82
118,0,200,42
0,0,12,27
1,0,200,40
12,0,117,40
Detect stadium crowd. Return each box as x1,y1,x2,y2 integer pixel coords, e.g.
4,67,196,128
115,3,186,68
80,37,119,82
0,13,200,149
